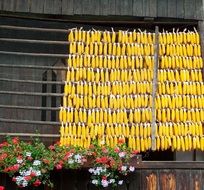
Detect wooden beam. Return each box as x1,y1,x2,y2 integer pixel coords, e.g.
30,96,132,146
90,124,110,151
0,118,60,125
0,105,59,110
0,51,70,58
151,26,159,151
0,25,68,33
0,38,69,45
198,21,204,80
0,51,154,58
0,91,63,96
0,133,60,137
0,78,64,85
0,64,67,70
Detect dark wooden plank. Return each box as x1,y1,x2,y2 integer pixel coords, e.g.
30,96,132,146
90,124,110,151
0,0,3,10
61,170,77,190
83,0,99,15
121,0,133,16
202,170,204,190
143,0,150,17
0,173,6,186
195,0,203,20
132,0,143,16
184,0,195,19
82,0,90,15
15,0,30,12
100,0,109,16
115,0,122,15
128,170,141,190
109,0,116,15
2,0,15,11
141,170,158,190
75,170,90,190
159,170,176,190
138,161,204,169
176,0,184,18
149,0,157,17
73,0,82,15
43,0,54,14
44,0,61,14
89,0,100,15
157,0,168,17
167,0,177,18
30,0,45,13
62,0,74,15
191,170,202,190
175,170,190,190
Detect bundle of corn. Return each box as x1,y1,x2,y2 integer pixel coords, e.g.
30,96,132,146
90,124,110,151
156,28,204,151
59,29,155,152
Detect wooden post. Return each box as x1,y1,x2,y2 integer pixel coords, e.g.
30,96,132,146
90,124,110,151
198,21,204,80
151,26,159,151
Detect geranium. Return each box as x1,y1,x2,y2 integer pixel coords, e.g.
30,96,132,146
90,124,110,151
0,137,138,188
0,137,54,188
88,139,138,188
51,144,88,170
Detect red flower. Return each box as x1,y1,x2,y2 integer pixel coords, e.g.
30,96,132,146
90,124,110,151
24,176,32,181
12,137,19,144
30,172,36,177
12,177,17,182
132,150,139,155
0,186,5,190
118,138,125,144
27,156,33,161
43,159,50,164
89,144,95,149
17,155,22,160
96,156,109,164
114,147,120,153
0,153,8,161
3,168,9,172
5,164,20,172
109,159,115,167
55,164,62,170
33,179,41,187
102,147,108,153
48,145,55,150
102,176,107,180
0,142,8,148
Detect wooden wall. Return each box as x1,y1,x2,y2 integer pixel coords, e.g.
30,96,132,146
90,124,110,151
0,0,203,20
1,162,204,189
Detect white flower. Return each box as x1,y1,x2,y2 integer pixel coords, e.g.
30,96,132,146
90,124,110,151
88,168,95,173
68,159,74,164
76,159,82,164
91,179,98,185
101,179,109,187
26,152,31,157
22,180,28,187
109,179,115,184
74,154,81,160
121,166,127,171
118,180,123,185
33,160,41,166
119,152,126,158
25,170,31,176
35,170,41,176
129,166,135,172
17,159,23,164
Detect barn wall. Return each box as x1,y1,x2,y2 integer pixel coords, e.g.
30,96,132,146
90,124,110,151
1,167,204,190
0,0,203,20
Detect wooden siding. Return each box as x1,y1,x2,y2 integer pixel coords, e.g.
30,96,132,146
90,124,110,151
0,0,203,20
1,162,204,190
